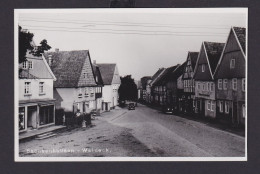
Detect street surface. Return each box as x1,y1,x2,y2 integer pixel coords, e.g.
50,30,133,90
19,104,245,157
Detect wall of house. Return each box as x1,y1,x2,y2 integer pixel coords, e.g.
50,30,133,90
216,79,245,101
195,81,215,100
54,87,96,112
19,79,54,101
204,99,216,118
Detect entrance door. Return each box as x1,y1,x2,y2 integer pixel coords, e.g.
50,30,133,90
105,103,108,111
27,106,37,129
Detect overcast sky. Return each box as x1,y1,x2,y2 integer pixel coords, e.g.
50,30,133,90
17,9,247,80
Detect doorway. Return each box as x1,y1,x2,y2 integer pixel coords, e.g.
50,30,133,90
27,106,37,129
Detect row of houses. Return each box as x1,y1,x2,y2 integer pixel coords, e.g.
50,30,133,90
19,46,121,132
139,26,246,127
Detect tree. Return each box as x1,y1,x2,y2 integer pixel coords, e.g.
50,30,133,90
118,75,138,101
19,26,51,63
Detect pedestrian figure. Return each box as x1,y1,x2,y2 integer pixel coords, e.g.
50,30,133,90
75,109,82,127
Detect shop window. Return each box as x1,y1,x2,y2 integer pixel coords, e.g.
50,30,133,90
39,105,54,125
211,101,215,111
219,101,223,113
207,101,211,110
225,101,229,114
19,107,25,130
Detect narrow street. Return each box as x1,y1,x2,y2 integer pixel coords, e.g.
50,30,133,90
19,104,245,157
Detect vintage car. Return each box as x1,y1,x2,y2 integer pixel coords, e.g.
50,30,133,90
128,102,136,110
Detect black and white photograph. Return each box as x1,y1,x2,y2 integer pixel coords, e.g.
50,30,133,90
14,8,247,161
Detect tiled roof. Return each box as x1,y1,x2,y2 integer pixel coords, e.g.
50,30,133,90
19,69,39,79
204,42,225,73
44,50,95,88
233,27,246,54
97,64,116,85
149,68,165,86
154,65,179,85
189,52,199,69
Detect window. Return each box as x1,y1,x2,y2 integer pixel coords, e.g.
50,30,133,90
225,101,229,113
202,64,205,72
230,59,235,69
211,101,215,111
218,79,222,90
203,83,206,91
232,78,237,90
219,101,223,113
24,82,31,94
207,101,211,110
223,79,228,90
207,82,210,91
22,61,27,69
210,82,214,92
39,82,44,94
83,72,87,78
28,61,33,69
242,78,245,92
242,104,245,118
197,82,200,90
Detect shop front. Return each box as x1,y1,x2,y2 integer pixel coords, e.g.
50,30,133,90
19,99,55,133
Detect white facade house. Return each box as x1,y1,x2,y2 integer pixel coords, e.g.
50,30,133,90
19,52,56,133
98,64,121,111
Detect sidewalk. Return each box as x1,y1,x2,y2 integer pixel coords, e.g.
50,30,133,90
138,102,245,137
19,125,66,142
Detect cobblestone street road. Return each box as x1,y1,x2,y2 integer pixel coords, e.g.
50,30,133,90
19,104,245,157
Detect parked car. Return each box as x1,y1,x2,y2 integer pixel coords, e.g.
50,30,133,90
128,103,136,110
162,105,174,114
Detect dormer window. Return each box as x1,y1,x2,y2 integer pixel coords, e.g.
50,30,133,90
22,61,27,69
28,61,33,69
202,64,205,72
230,59,235,69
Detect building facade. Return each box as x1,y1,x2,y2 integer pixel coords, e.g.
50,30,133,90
193,41,225,118
98,64,121,111
19,52,56,133
44,50,98,115
182,52,199,114
214,27,246,126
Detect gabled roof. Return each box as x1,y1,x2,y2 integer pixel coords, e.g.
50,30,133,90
189,52,199,69
44,50,96,88
169,62,186,79
19,69,39,79
203,42,225,74
149,68,165,86
92,64,104,86
97,64,116,85
233,27,246,55
153,65,179,86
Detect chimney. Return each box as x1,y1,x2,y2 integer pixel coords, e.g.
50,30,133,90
93,60,96,65
55,48,59,53
48,55,52,66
